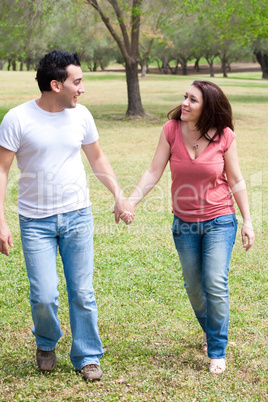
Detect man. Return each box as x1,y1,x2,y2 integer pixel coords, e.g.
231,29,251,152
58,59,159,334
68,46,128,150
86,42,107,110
0,50,134,381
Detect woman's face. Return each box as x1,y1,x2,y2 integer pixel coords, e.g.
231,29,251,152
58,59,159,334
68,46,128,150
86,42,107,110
181,85,203,125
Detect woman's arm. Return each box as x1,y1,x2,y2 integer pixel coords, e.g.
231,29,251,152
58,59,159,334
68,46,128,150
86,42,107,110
224,139,254,251
128,128,171,207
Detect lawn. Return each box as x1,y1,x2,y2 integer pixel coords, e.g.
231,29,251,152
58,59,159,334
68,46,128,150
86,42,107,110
0,71,267,401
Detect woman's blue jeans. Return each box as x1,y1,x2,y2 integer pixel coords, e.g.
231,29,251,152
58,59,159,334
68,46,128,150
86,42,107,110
172,214,237,359
19,207,103,370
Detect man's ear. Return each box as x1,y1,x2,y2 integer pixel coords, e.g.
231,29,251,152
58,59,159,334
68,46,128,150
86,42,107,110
50,80,62,93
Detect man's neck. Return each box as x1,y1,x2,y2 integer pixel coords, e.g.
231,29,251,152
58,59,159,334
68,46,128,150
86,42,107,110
36,95,64,113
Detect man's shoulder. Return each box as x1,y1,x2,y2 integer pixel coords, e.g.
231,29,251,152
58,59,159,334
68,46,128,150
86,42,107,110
72,103,91,116
69,104,95,125
8,100,36,117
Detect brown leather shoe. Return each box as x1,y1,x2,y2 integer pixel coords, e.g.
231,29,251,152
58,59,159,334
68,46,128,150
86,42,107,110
81,364,103,381
36,348,56,371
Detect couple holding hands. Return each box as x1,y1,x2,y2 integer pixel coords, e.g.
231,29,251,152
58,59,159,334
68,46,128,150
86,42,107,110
0,50,254,381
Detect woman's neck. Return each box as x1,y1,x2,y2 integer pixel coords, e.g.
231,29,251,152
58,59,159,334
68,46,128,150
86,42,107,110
181,121,201,140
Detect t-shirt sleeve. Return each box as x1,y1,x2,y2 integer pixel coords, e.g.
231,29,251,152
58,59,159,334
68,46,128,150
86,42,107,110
82,106,99,145
163,120,177,147
0,110,21,152
223,127,236,152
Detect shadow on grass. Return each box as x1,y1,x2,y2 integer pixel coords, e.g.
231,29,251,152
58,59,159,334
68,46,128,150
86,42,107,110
0,336,205,380
103,336,206,374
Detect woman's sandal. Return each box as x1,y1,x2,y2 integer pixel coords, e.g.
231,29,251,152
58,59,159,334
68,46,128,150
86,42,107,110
209,359,226,375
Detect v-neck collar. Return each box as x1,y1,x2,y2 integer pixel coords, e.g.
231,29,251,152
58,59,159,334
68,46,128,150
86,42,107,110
178,121,211,162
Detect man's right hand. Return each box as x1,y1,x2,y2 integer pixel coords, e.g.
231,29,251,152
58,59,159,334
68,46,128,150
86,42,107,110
0,221,13,256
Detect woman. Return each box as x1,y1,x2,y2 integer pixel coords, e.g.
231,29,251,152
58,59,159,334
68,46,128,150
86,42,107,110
123,80,254,374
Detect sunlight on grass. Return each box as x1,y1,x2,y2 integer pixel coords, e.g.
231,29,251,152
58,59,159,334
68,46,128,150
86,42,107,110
0,70,267,401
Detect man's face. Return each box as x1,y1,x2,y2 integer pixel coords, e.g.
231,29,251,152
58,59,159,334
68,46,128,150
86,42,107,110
59,64,85,109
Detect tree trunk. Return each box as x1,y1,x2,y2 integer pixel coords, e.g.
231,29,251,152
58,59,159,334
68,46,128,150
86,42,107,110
125,62,145,117
221,54,228,78
141,62,147,78
194,58,200,72
180,59,187,75
156,59,161,72
85,0,145,117
162,57,169,74
254,50,268,79
140,38,153,78
208,62,214,77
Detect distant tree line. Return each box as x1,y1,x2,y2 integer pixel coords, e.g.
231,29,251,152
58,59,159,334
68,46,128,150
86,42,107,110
0,0,267,77
0,0,267,116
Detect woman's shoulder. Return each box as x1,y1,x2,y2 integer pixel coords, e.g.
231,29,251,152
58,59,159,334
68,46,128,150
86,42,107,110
163,119,180,130
223,126,235,136
221,126,236,152
163,119,181,145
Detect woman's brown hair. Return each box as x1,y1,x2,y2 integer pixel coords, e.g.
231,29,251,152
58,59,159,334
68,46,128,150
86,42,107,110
167,80,234,142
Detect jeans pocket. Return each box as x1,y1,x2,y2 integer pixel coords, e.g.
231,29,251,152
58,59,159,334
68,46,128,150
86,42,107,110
212,215,235,228
172,216,184,237
19,215,33,223
77,207,91,216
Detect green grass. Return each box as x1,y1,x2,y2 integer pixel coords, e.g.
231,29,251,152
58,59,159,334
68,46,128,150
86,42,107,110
0,71,267,401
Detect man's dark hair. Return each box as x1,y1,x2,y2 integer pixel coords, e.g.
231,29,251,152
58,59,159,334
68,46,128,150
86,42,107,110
36,50,81,92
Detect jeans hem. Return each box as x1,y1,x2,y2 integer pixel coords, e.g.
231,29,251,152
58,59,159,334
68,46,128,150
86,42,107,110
208,354,226,359
75,360,101,371
36,346,57,351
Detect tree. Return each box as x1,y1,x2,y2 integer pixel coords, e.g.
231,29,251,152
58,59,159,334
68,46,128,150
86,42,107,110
254,38,268,79
84,0,145,117
138,1,170,78
167,16,200,76
84,0,185,116
191,0,268,79
0,0,60,70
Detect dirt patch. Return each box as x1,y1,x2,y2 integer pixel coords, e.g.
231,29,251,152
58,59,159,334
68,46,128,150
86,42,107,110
105,62,261,75
152,62,261,75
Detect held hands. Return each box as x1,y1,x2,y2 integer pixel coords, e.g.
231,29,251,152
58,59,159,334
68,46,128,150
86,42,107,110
113,197,135,225
241,219,254,251
0,221,14,256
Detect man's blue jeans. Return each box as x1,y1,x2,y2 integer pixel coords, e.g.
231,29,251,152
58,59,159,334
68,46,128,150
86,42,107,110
19,207,103,370
172,214,237,359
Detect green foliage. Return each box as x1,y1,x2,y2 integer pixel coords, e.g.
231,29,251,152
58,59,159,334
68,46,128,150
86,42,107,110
1,0,268,79
190,0,268,40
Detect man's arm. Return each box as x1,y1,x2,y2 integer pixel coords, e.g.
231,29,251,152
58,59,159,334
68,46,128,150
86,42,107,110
82,141,134,224
0,146,16,255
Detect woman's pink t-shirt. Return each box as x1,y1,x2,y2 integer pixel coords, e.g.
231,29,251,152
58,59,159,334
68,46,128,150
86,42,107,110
164,119,236,222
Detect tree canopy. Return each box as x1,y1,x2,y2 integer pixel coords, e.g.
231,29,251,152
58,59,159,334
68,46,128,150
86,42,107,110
0,0,267,114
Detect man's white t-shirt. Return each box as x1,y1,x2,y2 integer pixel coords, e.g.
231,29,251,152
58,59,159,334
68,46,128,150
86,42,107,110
0,100,99,218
